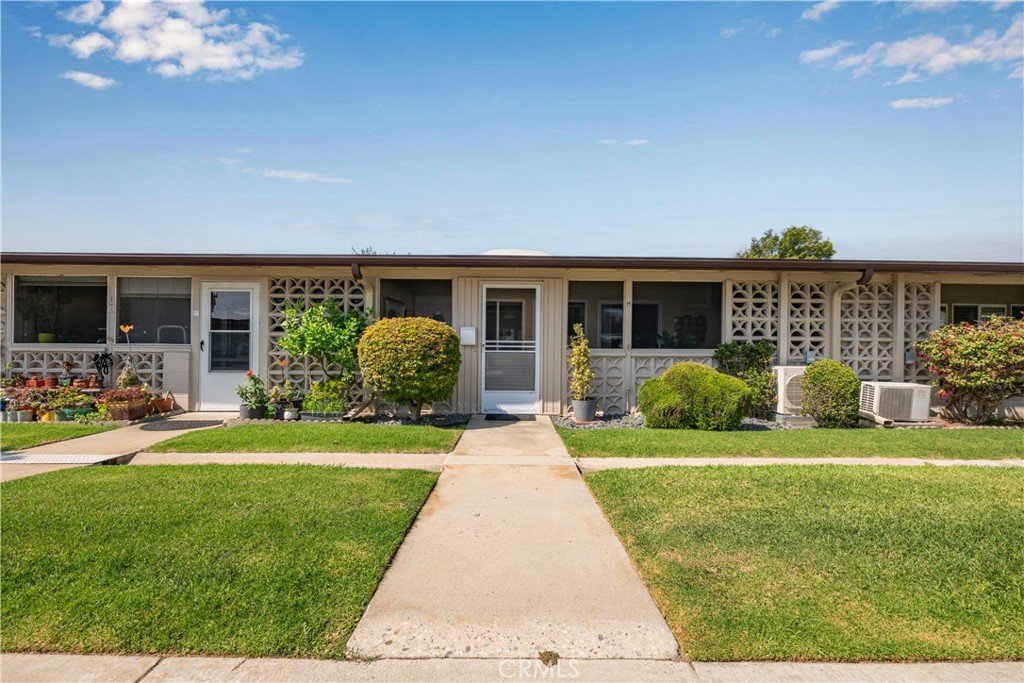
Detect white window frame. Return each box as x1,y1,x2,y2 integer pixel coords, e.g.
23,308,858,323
597,299,624,349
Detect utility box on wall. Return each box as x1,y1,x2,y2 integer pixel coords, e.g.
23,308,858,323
459,326,477,346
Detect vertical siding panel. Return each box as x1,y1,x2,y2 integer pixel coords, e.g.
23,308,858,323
454,277,481,413
540,278,566,414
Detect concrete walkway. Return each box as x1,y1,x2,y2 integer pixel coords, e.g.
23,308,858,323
3,653,1021,683
579,456,1024,471
347,415,678,660
0,413,230,481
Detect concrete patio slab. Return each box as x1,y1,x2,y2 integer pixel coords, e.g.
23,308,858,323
0,653,160,683
3,654,1020,683
346,462,678,660
451,415,572,459
129,452,446,471
578,456,1024,471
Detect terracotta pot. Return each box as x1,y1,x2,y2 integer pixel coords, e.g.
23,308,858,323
43,377,58,389
107,400,148,421
154,397,174,413
26,377,40,389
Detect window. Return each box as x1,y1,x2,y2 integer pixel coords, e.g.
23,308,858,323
567,301,586,342
599,303,623,349
208,290,251,372
13,276,107,344
486,300,525,341
568,281,623,348
631,282,723,349
952,304,1007,325
117,277,191,344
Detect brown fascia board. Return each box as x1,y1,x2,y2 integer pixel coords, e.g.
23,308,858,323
1,252,1022,275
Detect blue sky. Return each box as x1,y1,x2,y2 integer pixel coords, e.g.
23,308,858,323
2,1,1022,260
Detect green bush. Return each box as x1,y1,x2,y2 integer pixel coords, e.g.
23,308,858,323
358,317,461,421
637,377,687,429
638,362,750,431
301,377,349,415
800,359,861,428
713,340,777,419
917,316,1024,425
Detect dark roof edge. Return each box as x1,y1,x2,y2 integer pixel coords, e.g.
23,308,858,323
1,252,1022,275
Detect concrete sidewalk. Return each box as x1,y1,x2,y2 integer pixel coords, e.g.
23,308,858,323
347,415,677,660
579,456,1024,471
0,413,230,481
3,653,1021,683
130,451,445,471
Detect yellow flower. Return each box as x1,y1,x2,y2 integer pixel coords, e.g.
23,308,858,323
120,324,134,333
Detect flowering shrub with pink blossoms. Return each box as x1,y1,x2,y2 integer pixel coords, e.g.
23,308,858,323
916,316,1024,425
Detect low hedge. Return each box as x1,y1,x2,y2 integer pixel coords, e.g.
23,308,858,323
639,362,751,431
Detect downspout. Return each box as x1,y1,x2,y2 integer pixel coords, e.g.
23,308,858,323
351,262,363,281
829,269,871,360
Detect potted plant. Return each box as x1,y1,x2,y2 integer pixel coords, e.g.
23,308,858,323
568,323,598,422
47,387,96,422
5,388,37,422
268,379,302,420
100,386,149,421
236,371,269,419
300,377,348,422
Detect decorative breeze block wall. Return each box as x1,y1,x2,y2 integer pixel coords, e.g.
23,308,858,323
904,283,939,383
6,350,164,391
730,282,778,342
839,284,895,380
787,282,829,363
589,354,627,414
266,277,367,391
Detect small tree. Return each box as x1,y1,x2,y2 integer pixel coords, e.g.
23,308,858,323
801,359,860,428
737,226,836,259
358,317,461,421
713,340,777,419
916,316,1024,425
568,323,595,401
277,299,369,387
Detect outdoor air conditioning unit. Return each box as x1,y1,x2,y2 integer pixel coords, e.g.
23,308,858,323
774,366,807,416
859,382,932,422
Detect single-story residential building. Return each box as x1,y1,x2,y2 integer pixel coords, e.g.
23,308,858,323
1,251,1021,415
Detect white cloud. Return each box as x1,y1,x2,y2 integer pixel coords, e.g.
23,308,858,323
625,139,651,146
596,139,619,144
810,15,1022,79
802,1,841,21
721,27,742,39
49,31,115,59
766,28,783,38
884,70,922,85
800,40,854,64
61,70,118,90
202,156,245,165
61,0,105,25
230,146,253,154
49,0,303,82
249,168,353,184
888,96,955,109
903,1,957,13
721,19,781,40
1009,62,1024,79
992,1,1016,10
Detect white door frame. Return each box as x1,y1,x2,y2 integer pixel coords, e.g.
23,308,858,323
198,281,261,411
481,283,541,414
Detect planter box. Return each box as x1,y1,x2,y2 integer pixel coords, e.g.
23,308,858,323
56,408,93,422
107,400,148,421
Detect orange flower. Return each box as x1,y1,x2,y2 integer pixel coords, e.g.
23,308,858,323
277,358,288,367
120,324,134,333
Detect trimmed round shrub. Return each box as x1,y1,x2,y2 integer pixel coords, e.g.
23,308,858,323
358,317,461,421
638,362,751,431
800,358,860,428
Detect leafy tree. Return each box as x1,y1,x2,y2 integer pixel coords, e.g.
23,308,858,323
737,226,836,259
277,299,370,387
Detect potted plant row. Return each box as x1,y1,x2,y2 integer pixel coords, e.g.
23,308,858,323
100,386,149,421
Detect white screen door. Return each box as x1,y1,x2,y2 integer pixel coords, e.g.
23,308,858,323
481,285,540,414
199,283,260,410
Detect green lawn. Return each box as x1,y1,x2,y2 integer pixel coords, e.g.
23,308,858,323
0,465,437,658
558,427,1024,459
587,466,1024,661
0,423,116,452
147,422,464,454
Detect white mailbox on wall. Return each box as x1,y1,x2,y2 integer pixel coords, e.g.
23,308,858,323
459,326,477,346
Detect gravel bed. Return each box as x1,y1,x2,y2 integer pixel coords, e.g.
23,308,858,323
554,413,797,431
